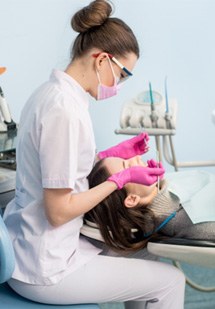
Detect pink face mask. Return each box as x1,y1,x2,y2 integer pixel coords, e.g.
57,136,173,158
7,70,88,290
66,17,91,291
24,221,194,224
96,57,121,100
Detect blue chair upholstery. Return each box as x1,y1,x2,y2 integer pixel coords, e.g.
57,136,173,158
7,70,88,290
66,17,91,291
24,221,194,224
0,211,15,284
0,215,100,309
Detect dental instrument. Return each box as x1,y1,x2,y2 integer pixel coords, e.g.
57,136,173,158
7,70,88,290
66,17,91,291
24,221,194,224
149,82,158,128
164,76,169,114
149,82,154,111
0,68,16,132
0,87,12,124
164,76,172,129
156,149,160,193
0,87,16,132
147,146,160,193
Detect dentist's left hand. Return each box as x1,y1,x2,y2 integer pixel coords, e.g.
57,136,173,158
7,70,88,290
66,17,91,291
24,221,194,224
98,133,149,160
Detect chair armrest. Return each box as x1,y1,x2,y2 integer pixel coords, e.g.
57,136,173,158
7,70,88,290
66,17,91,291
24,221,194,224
149,237,215,248
147,237,215,268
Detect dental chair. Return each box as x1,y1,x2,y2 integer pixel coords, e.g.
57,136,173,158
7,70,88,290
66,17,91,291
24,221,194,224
112,88,215,292
0,213,100,309
80,219,215,292
81,219,215,269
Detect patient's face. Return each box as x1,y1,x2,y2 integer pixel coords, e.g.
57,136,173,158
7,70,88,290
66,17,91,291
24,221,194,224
103,156,158,202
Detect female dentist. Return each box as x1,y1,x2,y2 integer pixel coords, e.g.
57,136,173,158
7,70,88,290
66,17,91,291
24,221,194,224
3,0,185,308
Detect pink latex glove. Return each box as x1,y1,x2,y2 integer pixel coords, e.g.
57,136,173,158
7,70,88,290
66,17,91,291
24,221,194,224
147,159,165,179
98,133,149,160
108,165,165,190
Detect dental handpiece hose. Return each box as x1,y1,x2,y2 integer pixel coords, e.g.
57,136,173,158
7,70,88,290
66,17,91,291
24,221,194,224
164,77,172,129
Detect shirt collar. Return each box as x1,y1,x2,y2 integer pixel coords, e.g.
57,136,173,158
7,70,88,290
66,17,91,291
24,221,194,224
50,69,89,106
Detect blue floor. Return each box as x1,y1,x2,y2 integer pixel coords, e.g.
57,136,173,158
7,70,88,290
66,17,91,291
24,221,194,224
99,261,215,309
182,262,215,309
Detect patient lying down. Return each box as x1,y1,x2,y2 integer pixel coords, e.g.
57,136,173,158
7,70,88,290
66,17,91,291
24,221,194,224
85,156,215,252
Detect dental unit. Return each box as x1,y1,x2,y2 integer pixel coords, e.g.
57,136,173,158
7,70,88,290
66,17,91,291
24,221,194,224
116,79,215,170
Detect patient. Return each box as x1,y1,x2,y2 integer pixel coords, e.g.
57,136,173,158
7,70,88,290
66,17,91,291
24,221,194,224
85,156,215,252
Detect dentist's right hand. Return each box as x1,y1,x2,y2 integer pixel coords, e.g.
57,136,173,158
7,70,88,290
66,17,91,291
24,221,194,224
107,165,165,190
98,132,149,160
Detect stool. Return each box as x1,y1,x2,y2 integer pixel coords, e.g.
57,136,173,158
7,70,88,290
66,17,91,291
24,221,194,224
0,214,100,309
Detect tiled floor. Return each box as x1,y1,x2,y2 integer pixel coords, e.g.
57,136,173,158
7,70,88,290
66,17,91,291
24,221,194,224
99,261,215,309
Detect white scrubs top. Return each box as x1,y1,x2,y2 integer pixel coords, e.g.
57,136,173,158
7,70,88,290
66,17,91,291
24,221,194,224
3,70,101,285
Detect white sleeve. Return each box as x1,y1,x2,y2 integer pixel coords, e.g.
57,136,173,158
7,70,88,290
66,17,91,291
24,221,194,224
39,102,79,189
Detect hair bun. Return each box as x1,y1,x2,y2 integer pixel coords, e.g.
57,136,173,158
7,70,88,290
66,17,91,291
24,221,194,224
71,0,113,33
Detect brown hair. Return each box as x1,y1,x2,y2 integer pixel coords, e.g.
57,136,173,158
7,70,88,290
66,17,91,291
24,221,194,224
85,160,157,253
71,0,139,60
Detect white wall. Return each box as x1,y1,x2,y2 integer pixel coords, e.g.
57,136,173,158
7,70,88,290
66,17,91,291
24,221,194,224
1,0,215,172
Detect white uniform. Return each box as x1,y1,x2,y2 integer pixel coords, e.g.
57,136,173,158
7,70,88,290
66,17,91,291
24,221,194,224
4,70,185,308
3,70,101,285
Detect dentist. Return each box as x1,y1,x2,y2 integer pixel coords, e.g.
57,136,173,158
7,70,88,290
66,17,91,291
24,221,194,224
4,0,185,308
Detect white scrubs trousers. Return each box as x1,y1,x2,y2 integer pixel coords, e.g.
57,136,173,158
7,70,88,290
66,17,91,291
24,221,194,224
9,253,185,308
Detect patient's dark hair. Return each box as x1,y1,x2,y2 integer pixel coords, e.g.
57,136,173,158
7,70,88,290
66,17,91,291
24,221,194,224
86,160,157,253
